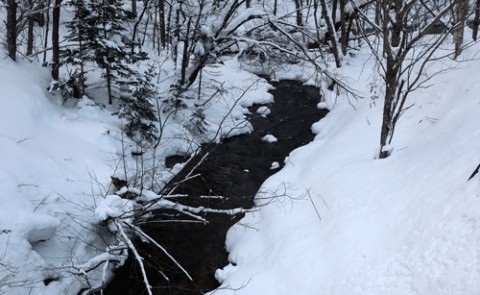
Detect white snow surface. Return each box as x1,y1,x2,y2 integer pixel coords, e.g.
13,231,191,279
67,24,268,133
256,106,271,117
3,29,480,295
270,162,280,170
0,54,273,294
261,134,278,143
0,57,123,294
210,44,480,294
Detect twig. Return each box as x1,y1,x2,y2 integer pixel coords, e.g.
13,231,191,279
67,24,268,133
126,221,193,282
115,221,154,295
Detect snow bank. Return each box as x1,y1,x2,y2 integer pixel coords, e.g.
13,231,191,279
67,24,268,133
211,44,480,294
0,54,277,294
0,56,120,295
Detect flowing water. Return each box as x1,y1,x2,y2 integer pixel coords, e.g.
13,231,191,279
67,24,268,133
103,79,328,295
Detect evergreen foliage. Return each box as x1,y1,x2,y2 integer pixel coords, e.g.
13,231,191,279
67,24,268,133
117,66,159,144
61,0,147,102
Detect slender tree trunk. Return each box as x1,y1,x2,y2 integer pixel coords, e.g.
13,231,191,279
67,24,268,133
43,0,51,64
379,63,397,159
172,6,180,66
100,0,113,104
273,0,277,15
166,0,173,49
78,45,86,96
153,3,158,51
391,0,403,47
374,0,381,25
472,0,480,40
52,0,62,80
293,0,303,26
454,0,468,58
26,0,34,56
158,0,166,47
180,19,191,86
6,0,17,61
132,0,137,16
106,66,113,104
331,0,337,25
319,0,342,67
78,27,86,96
339,0,347,54
132,0,149,51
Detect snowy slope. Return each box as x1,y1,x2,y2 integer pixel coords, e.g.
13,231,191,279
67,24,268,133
0,54,273,294
211,44,480,294
0,56,121,294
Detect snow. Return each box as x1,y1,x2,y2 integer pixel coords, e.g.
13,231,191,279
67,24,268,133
199,58,274,140
3,7,480,295
223,7,267,35
209,43,480,294
317,101,330,110
0,56,121,294
256,106,271,117
270,162,280,170
261,134,278,143
0,50,273,294
95,195,135,231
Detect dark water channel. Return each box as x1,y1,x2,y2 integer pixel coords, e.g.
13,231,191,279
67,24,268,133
103,80,328,295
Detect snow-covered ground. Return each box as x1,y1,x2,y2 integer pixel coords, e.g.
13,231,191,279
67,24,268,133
2,20,480,295
0,54,270,294
211,43,480,294
0,56,123,294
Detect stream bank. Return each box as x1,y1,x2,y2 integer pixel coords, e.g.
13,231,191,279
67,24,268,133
103,79,328,295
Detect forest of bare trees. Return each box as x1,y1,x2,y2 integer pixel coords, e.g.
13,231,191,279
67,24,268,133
2,0,476,159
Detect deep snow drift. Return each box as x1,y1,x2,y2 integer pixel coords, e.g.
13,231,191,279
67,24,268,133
210,44,480,294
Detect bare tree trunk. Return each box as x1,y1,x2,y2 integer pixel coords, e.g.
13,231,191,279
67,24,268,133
273,0,277,15
132,0,149,51
106,65,113,104
132,0,137,16
166,0,173,48
339,0,347,54
294,0,303,26
26,0,34,56
331,0,337,25
51,0,62,80
319,0,342,67
179,19,191,86
6,0,17,61
172,6,181,66
158,0,166,48
472,0,480,40
153,2,158,51
373,0,456,158
374,0,381,25
100,0,113,104
453,0,468,59
312,0,322,49
78,12,86,97
379,61,398,159
391,0,403,47
43,0,51,64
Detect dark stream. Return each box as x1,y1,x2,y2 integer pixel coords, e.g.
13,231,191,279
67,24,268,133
103,80,328,295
